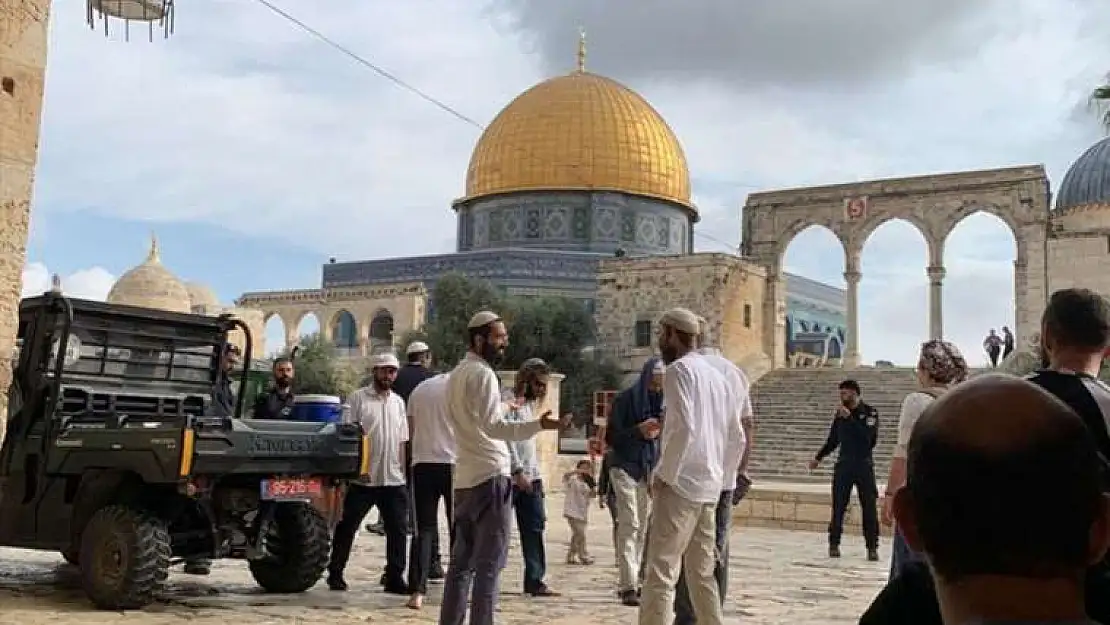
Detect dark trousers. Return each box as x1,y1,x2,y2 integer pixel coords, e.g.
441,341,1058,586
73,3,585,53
512,478,548,592
674,490,732,625
329,483,408,586
408,462,454,595
439,476,513,625
830,461,879,549
988,346,1000,367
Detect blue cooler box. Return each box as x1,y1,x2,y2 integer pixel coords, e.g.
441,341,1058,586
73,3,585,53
291,394,343,423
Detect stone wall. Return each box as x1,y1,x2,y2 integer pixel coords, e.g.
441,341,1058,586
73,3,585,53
0,1,51,436
1047,206,1110,303
594,253,768,376
497,370,564,488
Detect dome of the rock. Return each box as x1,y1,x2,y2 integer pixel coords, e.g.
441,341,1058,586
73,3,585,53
463,70,693,213
1056,136,1110,212
106,235,192,314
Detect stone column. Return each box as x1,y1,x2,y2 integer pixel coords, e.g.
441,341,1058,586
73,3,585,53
763,272,787,368
0,1,51,437
927,265,945,340
843,270,861,368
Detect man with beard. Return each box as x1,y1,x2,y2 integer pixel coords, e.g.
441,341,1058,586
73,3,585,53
670,317,753,625
184,342,240,576
639,308,742,625
439,311,566,625
506,358,560,597
607,357,665,607
860,287,1110,625
252,356,295,419
327,352,410,594
368,341,441,570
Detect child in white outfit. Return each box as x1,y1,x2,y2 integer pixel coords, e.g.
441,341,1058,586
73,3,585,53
563,459,596,565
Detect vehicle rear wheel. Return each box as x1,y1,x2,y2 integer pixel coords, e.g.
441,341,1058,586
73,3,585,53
248,503,329,593
79,504,170,610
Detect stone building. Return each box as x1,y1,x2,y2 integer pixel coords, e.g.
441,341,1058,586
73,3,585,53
238,41,846,355
106,236,266,359
1046,136,1110,299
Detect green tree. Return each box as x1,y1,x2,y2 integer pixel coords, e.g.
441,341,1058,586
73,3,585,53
407,274,622,418
280,333,360,399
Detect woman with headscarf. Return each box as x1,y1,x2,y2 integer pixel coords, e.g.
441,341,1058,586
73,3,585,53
881,339,969,579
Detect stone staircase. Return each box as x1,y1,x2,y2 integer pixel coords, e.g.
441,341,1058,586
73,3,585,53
747,368,923,483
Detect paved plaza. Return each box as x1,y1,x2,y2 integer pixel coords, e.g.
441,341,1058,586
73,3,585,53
0,493,887,624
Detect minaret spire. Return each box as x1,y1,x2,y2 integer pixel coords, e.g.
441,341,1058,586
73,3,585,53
147,231,161,263
576,26,587,73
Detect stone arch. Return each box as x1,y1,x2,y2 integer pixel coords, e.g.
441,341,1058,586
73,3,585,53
740,165,1050,367
368,308,395,353
329,309,359,351
772,219,848,271
262,312,289,355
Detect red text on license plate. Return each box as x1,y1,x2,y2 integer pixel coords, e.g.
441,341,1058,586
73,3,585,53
261,477,323,500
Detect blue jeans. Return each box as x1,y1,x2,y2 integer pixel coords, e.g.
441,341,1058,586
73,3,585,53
890,528,923,580
512,478,548,592
673,490,732,625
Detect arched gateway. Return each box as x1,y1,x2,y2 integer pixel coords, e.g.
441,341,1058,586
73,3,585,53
740,165,1050,368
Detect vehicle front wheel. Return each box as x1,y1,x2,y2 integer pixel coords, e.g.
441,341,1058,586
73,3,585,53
79,504,171,610
248,503,330,593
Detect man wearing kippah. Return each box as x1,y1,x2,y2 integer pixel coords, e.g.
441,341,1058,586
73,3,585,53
327,352,410,594
439,311,565,625
639,308,743,625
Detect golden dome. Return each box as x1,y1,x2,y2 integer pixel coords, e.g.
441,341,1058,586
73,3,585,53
106,235,192,314
463,69,693,212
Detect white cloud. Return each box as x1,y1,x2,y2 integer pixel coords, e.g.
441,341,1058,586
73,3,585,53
21,263,116,301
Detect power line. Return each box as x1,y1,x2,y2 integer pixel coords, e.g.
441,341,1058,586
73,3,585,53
251,0,745,249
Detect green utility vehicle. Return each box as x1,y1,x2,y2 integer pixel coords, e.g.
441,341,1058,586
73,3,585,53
0,293,369,610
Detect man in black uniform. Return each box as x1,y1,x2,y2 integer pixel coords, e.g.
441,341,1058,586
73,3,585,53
186,343,240,576
860,287,1110,625
808,379,880,561
252,356,295,419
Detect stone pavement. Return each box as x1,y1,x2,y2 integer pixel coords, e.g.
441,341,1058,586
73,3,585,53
0,493,888,624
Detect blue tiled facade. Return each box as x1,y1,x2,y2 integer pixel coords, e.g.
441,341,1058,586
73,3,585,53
320,189,846,330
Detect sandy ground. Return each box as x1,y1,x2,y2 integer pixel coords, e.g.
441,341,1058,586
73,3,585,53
0,493,887,624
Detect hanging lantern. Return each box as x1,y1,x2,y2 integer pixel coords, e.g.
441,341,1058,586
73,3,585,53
86,0,175,41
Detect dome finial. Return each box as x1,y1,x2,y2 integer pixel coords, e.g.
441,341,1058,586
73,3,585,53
50,273,61,293
147,231,160,263
576,26,587,73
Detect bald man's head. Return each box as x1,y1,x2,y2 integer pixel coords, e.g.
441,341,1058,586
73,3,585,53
895,374,1108,582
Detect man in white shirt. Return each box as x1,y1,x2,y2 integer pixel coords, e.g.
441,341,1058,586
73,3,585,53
327,352,410,594
639,308,744,625
506,358,560,597
406,372,455,610
672,317,753,625
439,311,565,625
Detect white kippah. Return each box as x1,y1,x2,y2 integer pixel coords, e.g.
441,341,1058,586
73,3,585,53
370,352,400,369
405,341,430,355
659,307,701,335
467,310,501,329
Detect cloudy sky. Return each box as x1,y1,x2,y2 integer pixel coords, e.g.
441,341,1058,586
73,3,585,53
22,0,1110,364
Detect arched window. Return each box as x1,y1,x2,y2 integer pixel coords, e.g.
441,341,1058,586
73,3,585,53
332,310,358,349
369,309,394,352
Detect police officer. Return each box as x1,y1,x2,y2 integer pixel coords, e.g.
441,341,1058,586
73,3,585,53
253,356,296,419
807,379,880,561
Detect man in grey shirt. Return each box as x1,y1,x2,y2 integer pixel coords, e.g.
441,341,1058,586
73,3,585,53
889,374,1107,625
